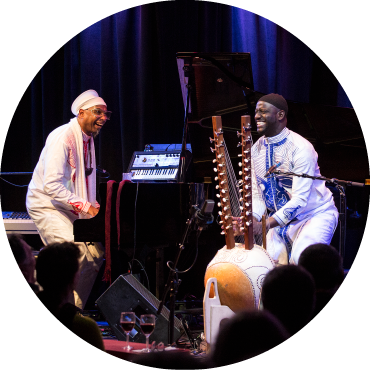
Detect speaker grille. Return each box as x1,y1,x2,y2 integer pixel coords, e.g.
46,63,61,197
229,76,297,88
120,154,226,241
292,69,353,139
96,273,183,343
122,274,182,330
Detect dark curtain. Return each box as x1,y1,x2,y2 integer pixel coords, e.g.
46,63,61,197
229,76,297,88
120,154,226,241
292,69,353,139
1,1,366,274
230,8,351,107
2,1,353,186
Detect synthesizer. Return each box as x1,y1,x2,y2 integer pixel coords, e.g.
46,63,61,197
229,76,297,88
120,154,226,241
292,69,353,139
127,151,180,182
2,212,38,234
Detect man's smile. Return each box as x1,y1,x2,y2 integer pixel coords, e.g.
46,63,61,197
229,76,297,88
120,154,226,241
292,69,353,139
94,121,104,128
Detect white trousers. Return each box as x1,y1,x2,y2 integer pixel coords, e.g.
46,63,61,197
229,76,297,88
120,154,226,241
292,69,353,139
266,204,339,265
28,209,104,309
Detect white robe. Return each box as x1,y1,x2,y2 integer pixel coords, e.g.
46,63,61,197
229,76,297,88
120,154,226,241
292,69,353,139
251,127,339,264
26,118,104,308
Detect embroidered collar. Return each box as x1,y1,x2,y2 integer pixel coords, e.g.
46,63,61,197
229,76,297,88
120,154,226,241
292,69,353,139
263,127,290,145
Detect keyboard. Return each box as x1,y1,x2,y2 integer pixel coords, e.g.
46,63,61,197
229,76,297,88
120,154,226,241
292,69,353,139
131,168,178,181
2,212,38,234
128,151,180,182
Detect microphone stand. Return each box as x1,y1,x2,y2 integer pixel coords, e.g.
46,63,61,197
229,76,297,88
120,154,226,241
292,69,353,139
157,201,215,347
271,170,366,258
157,205,198,345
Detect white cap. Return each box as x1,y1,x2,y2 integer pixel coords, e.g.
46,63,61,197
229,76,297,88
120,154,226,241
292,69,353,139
71,89,107,116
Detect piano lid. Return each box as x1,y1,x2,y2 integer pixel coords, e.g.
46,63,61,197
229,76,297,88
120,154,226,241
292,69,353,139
176,52,258,123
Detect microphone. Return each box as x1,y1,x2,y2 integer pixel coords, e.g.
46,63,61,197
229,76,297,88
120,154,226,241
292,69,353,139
195,199,215,228
264,162,281,178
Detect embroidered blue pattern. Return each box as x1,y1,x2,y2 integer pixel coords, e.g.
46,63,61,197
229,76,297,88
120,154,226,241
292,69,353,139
277,225,293,259
256,176,275,211
259,137,292,213
283,205,301,221
261,135,296,258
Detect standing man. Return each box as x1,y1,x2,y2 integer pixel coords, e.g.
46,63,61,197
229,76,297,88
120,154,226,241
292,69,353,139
249,93,338,264
26,90,111,308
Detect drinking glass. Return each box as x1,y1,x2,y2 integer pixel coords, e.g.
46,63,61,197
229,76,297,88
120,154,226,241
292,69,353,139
120,312,136,351
140,314,156,352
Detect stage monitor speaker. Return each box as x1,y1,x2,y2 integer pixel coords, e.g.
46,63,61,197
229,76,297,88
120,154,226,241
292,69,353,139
96,273,183,344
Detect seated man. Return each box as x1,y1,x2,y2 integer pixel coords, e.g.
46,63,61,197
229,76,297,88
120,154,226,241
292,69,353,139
236,94,338,264
36,242,105,350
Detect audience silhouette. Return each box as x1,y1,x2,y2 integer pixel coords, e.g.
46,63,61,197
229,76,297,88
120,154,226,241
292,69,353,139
261,264,315,336
209,309,289,367
8,234,38,293
8,232,345,365
36,242,105,350
298,243,344,317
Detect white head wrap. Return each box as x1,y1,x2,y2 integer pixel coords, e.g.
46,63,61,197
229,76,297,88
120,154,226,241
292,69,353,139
71,89,107,116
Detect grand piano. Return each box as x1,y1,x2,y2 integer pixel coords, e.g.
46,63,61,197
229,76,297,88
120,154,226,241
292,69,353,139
73,53,259,298
74,182,205,246
73,53,368,297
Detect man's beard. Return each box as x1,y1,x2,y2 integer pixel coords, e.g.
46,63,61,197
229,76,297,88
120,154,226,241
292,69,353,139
92,122,102,138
